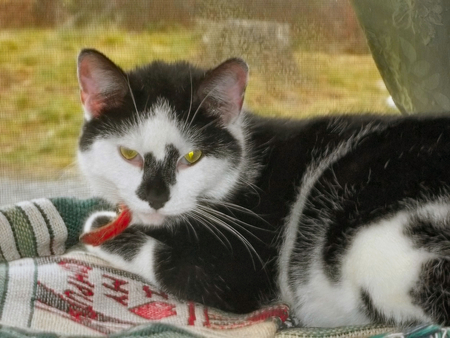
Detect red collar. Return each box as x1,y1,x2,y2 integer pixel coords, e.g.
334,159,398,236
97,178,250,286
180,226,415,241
80,207,132,246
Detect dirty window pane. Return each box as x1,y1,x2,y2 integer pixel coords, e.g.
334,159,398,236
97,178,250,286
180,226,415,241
0,0,395,204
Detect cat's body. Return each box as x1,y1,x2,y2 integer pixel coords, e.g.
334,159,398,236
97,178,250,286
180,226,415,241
77,49,450,327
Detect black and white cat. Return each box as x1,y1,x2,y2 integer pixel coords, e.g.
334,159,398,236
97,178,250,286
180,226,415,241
77,48,450,327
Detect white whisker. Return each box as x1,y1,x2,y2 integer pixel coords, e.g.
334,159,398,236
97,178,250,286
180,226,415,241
199,204,267,239
180,214,199,242
183,68,194,131
190,210,233,251
186,82,221,130
195,120,217,133
240,179,264,202
195,205,263,269
125,74,139,115
143,94,152,114
198,198,274,230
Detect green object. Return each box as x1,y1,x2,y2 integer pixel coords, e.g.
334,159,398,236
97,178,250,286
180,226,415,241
0,198,114,262
0,323,201,338
50,197,113,248
351,0,450,114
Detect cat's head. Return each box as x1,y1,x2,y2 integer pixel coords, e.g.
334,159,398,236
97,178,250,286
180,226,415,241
77,49,251,226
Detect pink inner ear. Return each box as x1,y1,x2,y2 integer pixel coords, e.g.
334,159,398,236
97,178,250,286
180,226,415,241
77,50,128,119
220,77,246,124
79,72,105,118
80,91,105,118
78,61,106,118
227,64,248,112
200,58,249,125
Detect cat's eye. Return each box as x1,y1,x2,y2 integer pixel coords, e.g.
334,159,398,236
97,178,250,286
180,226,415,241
119,146,139,160
184,150,202,164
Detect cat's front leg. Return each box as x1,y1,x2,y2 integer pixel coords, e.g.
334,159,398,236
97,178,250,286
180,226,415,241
82,212,265,313
82,211,161,287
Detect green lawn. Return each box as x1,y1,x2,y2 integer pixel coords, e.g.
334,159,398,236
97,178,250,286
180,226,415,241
0,26,398,178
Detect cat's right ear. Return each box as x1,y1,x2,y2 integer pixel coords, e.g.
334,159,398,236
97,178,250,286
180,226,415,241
77,49,128,119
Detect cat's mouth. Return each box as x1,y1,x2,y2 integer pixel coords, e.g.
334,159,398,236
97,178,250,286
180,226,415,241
131,209,166,226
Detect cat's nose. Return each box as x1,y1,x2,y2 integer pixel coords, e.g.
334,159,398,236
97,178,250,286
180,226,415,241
145,187,170,210
136,181,170,210
148,194,168,210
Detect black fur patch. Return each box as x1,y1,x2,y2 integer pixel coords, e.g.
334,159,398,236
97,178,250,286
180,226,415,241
101,226,149,261
136,144,179,209
90,215,114,230
411,259,450,325
360,289,393,324
405,211,450,256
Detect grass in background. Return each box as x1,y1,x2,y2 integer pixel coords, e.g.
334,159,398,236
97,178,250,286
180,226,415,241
0,26,397,178
246,52,394,118
0,27,199,177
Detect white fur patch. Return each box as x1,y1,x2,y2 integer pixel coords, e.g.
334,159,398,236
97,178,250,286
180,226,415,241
294,259,369,327
415,201,450,226
85,237,160,287
130,100,186,161
342,212,432,323
290,212,433,327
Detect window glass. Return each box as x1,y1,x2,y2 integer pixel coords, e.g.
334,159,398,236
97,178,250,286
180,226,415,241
0,0,397,204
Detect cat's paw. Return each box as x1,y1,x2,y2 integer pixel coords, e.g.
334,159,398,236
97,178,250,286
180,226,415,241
83,210,118,234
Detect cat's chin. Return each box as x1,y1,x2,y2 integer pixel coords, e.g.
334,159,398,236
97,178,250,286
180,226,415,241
132,211,166,226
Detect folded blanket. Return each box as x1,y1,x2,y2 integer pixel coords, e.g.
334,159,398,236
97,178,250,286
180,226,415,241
0,197,447,338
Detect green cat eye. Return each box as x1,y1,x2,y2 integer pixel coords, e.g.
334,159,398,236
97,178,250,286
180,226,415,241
184,150,202,164
119,146,139,160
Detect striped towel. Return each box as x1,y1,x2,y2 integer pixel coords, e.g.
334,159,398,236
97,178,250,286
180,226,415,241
0,198,112,261
0,197,447,337
0,198,287,337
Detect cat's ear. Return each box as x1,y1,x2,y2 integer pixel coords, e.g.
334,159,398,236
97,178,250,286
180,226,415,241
197,58,248,125
77,49,128,119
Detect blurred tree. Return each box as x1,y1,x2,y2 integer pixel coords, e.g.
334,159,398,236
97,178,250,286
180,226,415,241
0,0,367,54
33,0,58,27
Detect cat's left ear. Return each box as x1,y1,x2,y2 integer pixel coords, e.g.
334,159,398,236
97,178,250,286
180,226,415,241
77,49,129,119
197,58,248,125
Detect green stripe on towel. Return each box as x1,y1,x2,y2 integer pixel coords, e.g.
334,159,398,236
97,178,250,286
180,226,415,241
27,259,38,328
50,198,114,249
32,202,55,256
17,202,51,257
0,211,21,262
0,263,9,320
32,198,68,256
2,207,37,258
